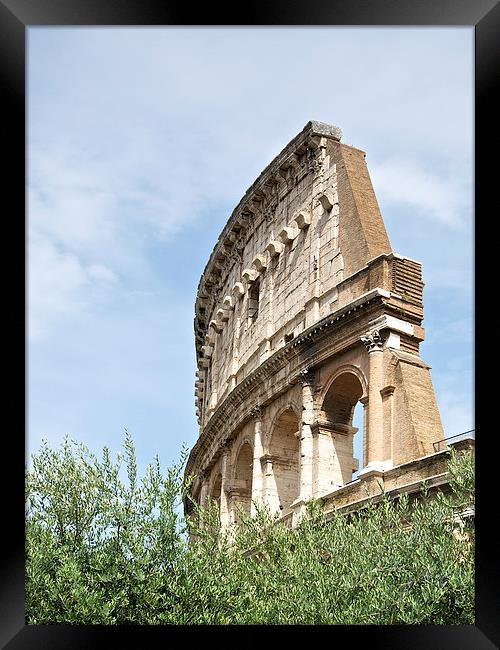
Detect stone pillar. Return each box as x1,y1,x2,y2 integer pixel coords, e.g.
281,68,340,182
219,444,231,530
299,370,315,502
230,311,241,391
359,395,369,469
250,406,264,517
262,454,278,514
195,472,210,532
312,421,336,496
264,274,274,360
381,385,396,463
199,475,209,510
313,420,358,495
361,330,385,470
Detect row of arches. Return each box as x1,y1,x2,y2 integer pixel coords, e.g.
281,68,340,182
204,370,366,524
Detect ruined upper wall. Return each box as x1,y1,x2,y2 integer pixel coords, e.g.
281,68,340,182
194,121,393,427
331,141,392,276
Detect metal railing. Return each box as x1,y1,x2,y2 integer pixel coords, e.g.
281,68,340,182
433,429,475,453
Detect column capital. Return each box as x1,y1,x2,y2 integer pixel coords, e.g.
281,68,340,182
380,385,396,398
250,405,263,420
312,420,358,436
297,367,315,386
361,329,384,352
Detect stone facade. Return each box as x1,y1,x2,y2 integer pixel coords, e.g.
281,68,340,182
185,120,451,529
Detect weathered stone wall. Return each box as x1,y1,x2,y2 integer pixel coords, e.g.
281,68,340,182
187,121,446,530
194,122,393,426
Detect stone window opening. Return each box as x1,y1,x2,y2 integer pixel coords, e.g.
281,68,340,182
248,279,260,322
204,367,212,412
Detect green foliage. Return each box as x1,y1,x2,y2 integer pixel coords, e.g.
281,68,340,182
26,431,190,624
26,436,474,625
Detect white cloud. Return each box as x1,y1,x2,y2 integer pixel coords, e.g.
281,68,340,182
370,158,470,230
28,233,119,341
87,265,118,283
28,234,89,340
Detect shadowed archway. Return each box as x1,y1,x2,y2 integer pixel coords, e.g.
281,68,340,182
231,442,253,524
266,408,300,515
209,473,222,513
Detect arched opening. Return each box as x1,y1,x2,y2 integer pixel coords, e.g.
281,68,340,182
232,442,253,524
352,403,364,480
248,279,260,322
209,473,222,515
319,372,364,489
192,484,201,508
267,408,300,515
198,472,223,533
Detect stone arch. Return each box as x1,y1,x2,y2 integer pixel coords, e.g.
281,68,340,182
317,367,365,489
200,469,222,531
208,472,222,508
191,482,201,508
205,456,222,507
319,364,368,406
231,441,253,524
265,407,301,515
232,435,254,468
265,402,302,450
321,372,364,426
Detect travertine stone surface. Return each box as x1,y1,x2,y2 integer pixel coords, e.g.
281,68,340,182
185,121,446,528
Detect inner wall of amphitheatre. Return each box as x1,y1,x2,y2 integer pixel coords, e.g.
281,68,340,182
184,121,445,528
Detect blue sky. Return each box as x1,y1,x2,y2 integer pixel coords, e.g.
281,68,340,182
28,27,474,477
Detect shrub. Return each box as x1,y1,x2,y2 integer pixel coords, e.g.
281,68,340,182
26,433,474,625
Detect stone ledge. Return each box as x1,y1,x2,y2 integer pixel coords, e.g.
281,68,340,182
323,472,451,520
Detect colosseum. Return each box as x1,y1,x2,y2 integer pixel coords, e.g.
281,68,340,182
184,120,473,529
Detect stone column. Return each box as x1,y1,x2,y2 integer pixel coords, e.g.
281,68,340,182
359,395,369,469
250,406,265,517
262,454,278,514
299,369,315,502
312,420,335,497
199,475,209,510
229,310,242,391
196,472,210,531
219,443,231,530
264,274,274,359
361,330,385,469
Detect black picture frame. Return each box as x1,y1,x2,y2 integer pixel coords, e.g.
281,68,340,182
1,0,492,647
